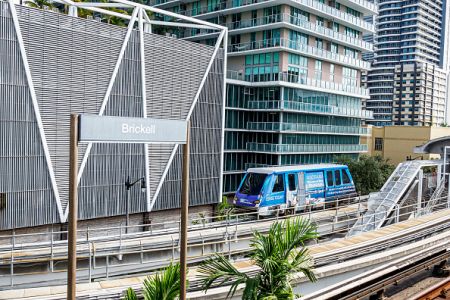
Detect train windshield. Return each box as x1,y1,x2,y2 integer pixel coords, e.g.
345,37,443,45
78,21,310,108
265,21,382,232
239,173,267,195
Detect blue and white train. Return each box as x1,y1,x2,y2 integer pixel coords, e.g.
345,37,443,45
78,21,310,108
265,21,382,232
234,164,357,214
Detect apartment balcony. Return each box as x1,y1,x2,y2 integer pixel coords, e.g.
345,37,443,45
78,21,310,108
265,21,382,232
227,70,370,98
245,122,370,135
222,14,373,52
227,38,370,70
247,100,374,119
174,0,375,32
245,142,368,154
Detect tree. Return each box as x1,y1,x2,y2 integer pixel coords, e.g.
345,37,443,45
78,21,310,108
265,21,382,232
25,0,54,9
336,155,395,195
199,218,318,299
123,262,184,300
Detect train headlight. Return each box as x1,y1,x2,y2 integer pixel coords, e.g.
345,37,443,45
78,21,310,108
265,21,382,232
254,200,261,207
233,196,237,204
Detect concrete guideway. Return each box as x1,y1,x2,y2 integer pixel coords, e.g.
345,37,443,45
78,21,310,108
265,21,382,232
0,201,366,289
1,208,449,300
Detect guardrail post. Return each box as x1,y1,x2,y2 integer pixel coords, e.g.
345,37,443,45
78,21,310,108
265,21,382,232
395,205,400,224
171,236,175,260
200,233,204,256
140,241,144,264
10,230,15,287
50,225,54,272
88,242,92,283
106,255,109,279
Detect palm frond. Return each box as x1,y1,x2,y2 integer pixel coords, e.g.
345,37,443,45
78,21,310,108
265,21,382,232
198,253,249,299
122,287,138,300
142,262,182,300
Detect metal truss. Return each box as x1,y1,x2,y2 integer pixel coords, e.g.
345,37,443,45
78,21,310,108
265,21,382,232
7,0,228,223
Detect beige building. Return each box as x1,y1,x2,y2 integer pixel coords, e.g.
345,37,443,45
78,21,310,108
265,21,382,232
363,126,450,165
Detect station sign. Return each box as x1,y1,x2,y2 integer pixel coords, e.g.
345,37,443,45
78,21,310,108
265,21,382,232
78,115,187,144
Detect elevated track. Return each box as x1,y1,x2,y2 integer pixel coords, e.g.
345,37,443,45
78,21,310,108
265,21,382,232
1,207,449,300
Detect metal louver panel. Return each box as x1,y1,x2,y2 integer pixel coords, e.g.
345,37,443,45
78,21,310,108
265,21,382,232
78,32,146,220
16,6,127,213
153,54,224,210
143,33,216,207
0,2,59,229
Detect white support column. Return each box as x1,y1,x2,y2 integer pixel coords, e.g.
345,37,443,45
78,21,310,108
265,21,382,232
417,169,423,212
278,112,283,165
68,5,78,17
138,8,151,212
445,147,450,209
437,163,442,186
218,29,228,203
142,10,152,33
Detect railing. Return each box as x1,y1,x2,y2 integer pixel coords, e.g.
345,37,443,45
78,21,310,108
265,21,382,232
222,14,373,51
0,197,366,288
247,122,369,135
227,37,370,70
246,142,368,153
247,100,374,119
175,0,375,32
246,121,370,135
0,197,448,290
227,70,370,97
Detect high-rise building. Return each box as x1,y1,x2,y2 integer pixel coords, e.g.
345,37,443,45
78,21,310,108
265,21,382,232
365,0,450,126
152,0,377,194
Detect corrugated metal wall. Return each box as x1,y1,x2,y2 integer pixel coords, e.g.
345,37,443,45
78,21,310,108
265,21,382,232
0,3,60,229
154,54,224,210
0,2,224,229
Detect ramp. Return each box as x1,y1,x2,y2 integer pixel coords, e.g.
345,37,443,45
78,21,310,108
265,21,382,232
347,160,442,236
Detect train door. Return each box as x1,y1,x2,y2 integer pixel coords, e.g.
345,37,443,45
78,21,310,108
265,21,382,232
286,173,298,207
297,172,305,208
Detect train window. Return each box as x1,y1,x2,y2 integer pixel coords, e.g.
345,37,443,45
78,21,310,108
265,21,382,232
288,174,296,191
273,174,285,192
327,171,334,186
342,170,351,184
334,170,342,185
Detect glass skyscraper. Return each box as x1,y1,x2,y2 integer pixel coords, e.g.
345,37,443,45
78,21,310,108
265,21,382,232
365,0,450,126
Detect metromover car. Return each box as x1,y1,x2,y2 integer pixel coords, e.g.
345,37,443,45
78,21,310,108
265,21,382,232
234,164,357,215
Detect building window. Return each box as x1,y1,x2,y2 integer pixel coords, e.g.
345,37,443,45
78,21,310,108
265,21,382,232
329,63,335,82
315,38,323,49
374,138,383,151
314,60,322,81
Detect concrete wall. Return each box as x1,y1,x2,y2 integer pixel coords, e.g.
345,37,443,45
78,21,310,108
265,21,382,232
364,126,450,165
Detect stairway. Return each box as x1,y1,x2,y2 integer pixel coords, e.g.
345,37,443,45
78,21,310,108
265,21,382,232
347,160,442,236
421,179,447,215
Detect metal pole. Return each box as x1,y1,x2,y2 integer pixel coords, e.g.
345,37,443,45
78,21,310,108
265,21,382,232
417,169,423,211
180,121,190,300
67,114,79,300
126,184,130,234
